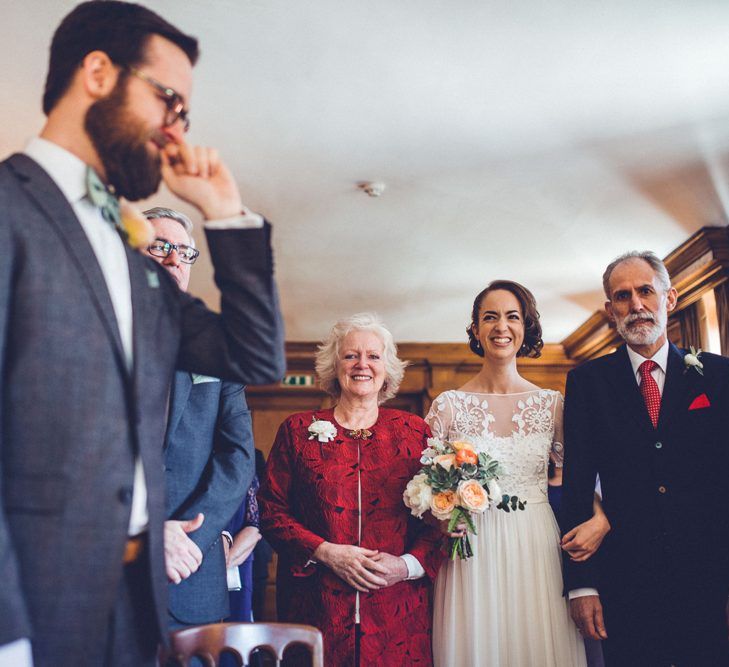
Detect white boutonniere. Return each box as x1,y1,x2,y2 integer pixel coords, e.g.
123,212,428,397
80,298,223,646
308,417,337,442
683,346,704,376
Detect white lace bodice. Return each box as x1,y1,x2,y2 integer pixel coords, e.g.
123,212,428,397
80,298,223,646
425,389,564,503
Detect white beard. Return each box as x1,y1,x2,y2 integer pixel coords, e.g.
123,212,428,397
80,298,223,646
616,309,667,346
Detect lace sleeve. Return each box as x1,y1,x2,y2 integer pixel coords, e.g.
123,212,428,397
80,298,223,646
550,392,565,468
244,475,260,528
424,391,454,440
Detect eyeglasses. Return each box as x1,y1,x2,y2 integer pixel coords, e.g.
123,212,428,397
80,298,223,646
129,66,190,132
148,239,200,264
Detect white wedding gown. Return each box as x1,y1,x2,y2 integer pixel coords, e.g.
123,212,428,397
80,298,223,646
426,389,586,667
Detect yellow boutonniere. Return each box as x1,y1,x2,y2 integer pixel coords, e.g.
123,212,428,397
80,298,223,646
119,201,155,250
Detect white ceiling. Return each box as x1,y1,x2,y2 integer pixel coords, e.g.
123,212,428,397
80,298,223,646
3,0,729,342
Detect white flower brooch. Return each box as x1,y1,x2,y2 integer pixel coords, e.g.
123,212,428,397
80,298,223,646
683,346,704,376
308,417,337,442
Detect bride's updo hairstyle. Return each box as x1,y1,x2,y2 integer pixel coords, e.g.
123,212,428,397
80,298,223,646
467,280,544,359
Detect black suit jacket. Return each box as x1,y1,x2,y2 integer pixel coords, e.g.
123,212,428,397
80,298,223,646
165,373,254,625
0,154,285,665
562,343,729,602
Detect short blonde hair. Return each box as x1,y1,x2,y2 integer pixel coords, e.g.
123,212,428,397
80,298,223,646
315,313,407,405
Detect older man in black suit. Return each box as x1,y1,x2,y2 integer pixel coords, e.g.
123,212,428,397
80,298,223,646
0,3,284,666
561,251,729,666
142,206,256,629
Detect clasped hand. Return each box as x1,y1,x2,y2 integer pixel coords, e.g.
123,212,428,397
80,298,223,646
313,543,408,592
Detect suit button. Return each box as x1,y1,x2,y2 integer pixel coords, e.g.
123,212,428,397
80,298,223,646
658,485,667,494
655,442,662,449
117,486,134,505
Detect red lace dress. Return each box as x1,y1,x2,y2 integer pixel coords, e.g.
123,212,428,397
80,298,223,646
259,408,444,666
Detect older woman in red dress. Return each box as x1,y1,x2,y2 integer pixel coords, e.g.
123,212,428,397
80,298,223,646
259,313,443,666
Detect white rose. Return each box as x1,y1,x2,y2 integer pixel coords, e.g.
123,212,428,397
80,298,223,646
684,353,701,368
308,419,337,442
403,473,433,518
488,479,502,503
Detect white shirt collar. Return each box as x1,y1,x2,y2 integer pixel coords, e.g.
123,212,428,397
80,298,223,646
24,137,88,205
626,339,670,378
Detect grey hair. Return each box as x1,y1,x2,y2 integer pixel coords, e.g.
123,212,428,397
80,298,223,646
602,251,671,299
315,312,408,405
142,206,195,247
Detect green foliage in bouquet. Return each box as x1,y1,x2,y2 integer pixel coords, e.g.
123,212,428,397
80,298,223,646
427,462,460,493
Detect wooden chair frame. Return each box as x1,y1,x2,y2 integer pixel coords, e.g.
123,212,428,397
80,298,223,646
163,621,324,667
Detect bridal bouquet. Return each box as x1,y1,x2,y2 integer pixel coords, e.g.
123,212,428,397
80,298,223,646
403,437,526,560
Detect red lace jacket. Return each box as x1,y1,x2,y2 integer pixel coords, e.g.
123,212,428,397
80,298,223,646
259,408,444,666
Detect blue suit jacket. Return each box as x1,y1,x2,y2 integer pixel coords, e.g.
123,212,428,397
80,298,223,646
165,373,254,625
562,343,729,599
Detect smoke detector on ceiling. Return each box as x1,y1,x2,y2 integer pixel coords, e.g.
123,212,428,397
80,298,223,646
357,181,386,197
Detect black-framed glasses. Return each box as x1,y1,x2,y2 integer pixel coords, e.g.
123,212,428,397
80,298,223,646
148,239,200,264
129,66,190,132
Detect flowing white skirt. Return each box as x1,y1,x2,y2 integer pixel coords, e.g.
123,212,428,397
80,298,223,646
432,500,586,667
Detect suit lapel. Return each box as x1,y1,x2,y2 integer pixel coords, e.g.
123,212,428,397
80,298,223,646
657,343,688,430
604,344,656,435
126,245,170,431
166,371,193,447
8,154,127,374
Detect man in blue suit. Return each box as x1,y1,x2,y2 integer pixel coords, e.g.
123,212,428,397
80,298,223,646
143,206,255,628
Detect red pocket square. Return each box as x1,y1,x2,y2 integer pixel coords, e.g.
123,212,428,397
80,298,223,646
688,393,711,410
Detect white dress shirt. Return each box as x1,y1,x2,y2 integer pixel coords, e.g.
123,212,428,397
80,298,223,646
569,340,670,601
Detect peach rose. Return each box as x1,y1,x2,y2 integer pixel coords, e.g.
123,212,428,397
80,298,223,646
455,448,478,467
457,479,489,513
433,454,456,470
430,490,457,520
451,440,476,453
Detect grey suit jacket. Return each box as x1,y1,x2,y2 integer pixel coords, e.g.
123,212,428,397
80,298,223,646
165,372,254,625
0,153,285,665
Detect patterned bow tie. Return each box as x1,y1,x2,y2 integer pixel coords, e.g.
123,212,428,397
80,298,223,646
85,166,121,228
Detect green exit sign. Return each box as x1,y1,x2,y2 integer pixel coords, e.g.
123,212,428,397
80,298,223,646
281,374,314,387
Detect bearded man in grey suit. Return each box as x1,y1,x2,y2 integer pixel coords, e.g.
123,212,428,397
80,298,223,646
0,3,284,666
142,206,256,629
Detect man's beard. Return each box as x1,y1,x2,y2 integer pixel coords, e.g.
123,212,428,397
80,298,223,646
84,79,163,201
615,309,666,346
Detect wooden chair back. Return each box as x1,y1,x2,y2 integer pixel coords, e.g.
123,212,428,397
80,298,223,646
163,621,324,667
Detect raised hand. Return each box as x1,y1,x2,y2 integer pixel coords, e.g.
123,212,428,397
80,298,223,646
313,542,389,592
161,142,242,220
164,513,205,584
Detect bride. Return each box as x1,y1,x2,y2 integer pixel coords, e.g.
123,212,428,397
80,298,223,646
426,280,608,667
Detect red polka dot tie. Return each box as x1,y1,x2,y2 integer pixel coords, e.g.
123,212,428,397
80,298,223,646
639,360,661,428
